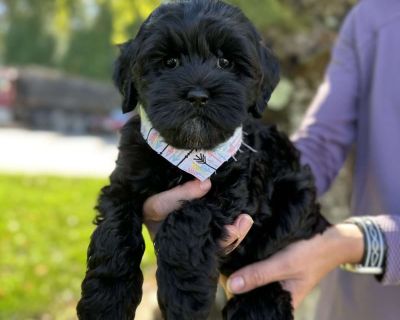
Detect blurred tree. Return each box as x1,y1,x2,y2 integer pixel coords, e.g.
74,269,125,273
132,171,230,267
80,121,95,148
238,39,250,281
0,0,161,80
60,0,161,80
111,0,160,44
0,0,357,82
61,1,115,80
229,0,303,32
2,0,56,66
52,0,79,60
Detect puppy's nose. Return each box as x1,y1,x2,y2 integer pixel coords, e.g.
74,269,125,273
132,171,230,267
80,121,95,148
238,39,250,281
187,88,209,107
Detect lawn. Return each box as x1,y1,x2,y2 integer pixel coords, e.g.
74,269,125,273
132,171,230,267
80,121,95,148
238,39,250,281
0,173,320,320
0,174,156,319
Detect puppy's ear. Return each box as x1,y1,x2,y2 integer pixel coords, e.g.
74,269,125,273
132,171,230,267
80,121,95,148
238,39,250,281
250,43,280,118
114,39,138,114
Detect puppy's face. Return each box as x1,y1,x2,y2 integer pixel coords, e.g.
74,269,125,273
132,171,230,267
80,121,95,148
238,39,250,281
115,0,279,149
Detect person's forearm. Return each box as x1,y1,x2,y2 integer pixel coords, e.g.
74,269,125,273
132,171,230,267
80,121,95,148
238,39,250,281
322,223,364,266
299,223,365,284
227,222,365,301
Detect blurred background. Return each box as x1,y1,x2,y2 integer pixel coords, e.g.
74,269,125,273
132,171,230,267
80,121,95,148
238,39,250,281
0,0,356,319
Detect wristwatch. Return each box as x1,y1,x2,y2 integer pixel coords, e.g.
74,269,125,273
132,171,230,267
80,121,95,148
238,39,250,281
340,217,387,275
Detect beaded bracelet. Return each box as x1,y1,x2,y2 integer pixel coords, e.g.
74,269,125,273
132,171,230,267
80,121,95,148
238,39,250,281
340,217,387,275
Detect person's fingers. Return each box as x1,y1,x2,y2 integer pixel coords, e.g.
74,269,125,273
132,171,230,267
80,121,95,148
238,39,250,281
143,179,211,222
219,214,253,254
227,254,291,294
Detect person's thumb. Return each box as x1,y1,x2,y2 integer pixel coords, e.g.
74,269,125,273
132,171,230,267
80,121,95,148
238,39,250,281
143,179,211,221
227,255,286,294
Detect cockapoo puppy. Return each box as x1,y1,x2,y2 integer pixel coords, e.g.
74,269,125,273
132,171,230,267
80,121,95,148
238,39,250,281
77,1,329,319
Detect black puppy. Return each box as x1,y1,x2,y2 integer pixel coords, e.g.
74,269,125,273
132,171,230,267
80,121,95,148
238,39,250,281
77,1,329,319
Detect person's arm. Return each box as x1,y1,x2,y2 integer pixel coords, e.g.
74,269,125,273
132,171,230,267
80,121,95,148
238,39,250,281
226,215,400,305
291,8,360,196
227,223,364,308
291,6,400,286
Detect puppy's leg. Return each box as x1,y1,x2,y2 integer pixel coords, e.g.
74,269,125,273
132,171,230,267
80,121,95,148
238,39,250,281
156,199,221,320
77,185,145,320
223,283,293,320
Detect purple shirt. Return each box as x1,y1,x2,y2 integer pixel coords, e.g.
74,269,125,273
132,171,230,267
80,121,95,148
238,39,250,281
291,0,400,318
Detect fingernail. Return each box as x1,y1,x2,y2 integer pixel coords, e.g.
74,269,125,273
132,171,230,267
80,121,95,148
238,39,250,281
228,276,245,292
199,179,211,191
239,215,253,232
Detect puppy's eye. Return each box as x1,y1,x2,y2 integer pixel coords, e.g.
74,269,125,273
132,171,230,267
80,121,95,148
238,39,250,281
217,57,232,69
164,57,180,69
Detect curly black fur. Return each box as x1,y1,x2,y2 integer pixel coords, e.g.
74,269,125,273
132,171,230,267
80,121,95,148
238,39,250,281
77,1,329,319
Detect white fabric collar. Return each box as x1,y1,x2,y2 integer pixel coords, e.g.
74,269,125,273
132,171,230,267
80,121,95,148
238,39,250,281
139,106,243,181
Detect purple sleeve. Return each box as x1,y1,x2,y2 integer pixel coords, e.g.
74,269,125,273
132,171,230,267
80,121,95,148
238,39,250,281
290,9,400,286
371,215,400,286
291,10,360,196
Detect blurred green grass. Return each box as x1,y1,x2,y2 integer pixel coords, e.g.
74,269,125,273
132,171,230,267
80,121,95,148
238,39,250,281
0,174,155,319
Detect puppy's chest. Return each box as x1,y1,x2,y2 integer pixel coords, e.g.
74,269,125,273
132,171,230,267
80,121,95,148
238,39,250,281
204,153,276,220
141,143,274,223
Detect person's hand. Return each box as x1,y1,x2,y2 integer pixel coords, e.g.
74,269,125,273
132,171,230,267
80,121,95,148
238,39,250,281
226,223,364,309
143,179,254,247
143,179,211,240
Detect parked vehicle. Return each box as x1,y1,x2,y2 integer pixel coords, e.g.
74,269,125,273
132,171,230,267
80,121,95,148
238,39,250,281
0,66,127,134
